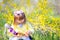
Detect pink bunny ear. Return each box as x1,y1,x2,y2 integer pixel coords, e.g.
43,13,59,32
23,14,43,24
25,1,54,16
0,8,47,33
13,10,24,16
14,10,24,14
19,10,24,14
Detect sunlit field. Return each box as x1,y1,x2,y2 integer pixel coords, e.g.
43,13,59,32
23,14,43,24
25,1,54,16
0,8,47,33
0,0,60,40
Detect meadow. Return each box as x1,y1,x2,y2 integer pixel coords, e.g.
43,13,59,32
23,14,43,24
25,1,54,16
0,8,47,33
0,0,60,40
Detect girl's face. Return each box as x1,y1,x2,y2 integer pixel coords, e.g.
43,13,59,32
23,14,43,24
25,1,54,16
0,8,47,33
16,18,25,24
14,12,25,24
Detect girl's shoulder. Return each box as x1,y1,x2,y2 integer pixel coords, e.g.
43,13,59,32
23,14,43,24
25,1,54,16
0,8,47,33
4,23,11,28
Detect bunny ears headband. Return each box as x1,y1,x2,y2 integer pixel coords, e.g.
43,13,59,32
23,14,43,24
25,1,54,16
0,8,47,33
14,10,24,16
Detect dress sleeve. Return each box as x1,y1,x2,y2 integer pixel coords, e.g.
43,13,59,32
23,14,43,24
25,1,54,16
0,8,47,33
4,23,14,38
4,23,10,35
4,23,10,39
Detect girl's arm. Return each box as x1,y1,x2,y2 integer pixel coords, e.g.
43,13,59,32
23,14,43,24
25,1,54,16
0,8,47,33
4,23,10,40
4,23,11,34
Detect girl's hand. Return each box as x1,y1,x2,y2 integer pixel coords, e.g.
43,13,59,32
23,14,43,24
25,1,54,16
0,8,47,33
24,31,32,37
15,33,24,37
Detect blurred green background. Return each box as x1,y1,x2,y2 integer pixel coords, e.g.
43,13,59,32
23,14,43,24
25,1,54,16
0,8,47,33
0,0,60,40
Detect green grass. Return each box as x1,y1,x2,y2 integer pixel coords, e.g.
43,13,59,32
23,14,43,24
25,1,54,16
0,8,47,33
32,30,60,40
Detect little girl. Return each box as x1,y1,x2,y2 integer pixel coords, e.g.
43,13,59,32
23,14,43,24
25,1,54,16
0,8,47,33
4,10,34,40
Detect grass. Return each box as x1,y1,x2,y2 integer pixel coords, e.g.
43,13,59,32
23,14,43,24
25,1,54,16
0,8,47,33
32,30,60,40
